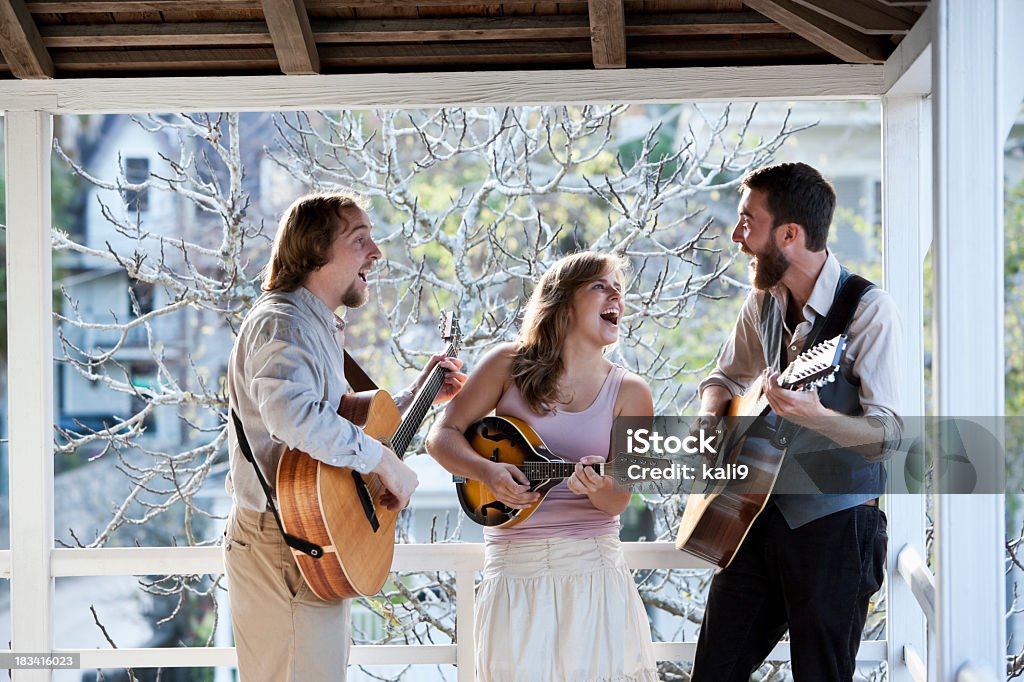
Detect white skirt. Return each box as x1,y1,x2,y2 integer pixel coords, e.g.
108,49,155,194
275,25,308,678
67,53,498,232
474,534,659,682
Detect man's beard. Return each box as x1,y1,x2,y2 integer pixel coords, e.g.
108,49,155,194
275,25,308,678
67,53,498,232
341,283,368,308
746,240,789,291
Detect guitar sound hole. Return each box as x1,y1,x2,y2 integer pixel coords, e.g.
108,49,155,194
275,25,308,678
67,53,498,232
480,429,512,444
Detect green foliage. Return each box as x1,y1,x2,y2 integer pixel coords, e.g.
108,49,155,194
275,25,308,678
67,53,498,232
1006,176,1024,415
0,146,81,360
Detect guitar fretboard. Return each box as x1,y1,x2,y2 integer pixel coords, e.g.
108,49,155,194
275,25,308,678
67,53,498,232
392,340,458,458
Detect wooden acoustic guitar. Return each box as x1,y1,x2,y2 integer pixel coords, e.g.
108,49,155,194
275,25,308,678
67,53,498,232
675,334,848,569
276,312,463,600
456,415,669,527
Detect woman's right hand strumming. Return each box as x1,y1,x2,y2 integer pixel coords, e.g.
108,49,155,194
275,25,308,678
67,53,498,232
482,462,540,510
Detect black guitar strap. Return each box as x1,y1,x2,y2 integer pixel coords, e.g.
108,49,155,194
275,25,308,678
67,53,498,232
229,351,379,560
771,271,876,449
344,350,378,392
230,409,325,559
806,272,875,352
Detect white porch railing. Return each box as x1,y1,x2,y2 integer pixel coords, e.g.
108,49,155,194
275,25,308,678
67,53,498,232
0,542,888,679
897,543,935,682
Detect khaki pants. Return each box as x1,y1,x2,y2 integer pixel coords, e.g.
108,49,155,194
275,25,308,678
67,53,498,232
224,506,351,681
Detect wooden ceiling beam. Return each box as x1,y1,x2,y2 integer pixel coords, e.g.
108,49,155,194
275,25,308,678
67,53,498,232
0,0,54,78
588,0,626,68
261,0,319,74
743,0,890,63
790,0,915,35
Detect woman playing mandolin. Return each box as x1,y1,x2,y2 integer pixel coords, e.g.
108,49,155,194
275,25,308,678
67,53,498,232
426,251,658,682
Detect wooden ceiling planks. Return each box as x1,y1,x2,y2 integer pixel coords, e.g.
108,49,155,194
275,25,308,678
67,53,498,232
415,4,506,18
3,0,926,80
37,13,796,48
743,0,892,63
53,46,281,71
40,21,273,47
628,35,829,62
319,38,594,67
790,0,915,35
313,16,593,43
627,12,790,36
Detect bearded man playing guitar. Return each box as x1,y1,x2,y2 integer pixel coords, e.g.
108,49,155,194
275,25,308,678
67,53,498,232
689,163,903,682
224,192,466,681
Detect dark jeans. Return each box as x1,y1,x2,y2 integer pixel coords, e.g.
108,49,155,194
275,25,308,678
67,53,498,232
690,502,887,682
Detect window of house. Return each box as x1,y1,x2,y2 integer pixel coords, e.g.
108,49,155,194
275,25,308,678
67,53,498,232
130,281,155,316
122,157,150,213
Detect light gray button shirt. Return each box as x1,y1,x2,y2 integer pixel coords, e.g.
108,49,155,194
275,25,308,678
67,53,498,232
698,252,903,460
226,287,385,512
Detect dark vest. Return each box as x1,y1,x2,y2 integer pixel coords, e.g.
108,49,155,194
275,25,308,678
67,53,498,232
760,267,887,528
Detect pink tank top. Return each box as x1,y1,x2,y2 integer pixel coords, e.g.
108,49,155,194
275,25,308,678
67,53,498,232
484,364,627,542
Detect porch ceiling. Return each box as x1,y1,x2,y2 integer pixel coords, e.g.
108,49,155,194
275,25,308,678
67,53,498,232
0,0,927,80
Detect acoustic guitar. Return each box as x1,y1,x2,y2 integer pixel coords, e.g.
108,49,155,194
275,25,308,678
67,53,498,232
675,334,848,569
276,312,463,600
456,415,669,528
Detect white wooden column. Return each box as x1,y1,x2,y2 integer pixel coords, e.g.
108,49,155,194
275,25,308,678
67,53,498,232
882,7,933,678
881,92,930,682
999,0,1024,142
932,0,1006,679
4,110,55,682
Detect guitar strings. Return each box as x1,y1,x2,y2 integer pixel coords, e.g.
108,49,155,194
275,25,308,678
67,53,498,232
366,340,458,500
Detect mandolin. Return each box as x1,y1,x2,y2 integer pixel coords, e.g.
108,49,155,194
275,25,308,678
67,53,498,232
456,414,669,528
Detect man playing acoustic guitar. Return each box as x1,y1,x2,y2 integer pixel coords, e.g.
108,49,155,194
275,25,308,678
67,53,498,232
224,192,465,681
690,163,902,682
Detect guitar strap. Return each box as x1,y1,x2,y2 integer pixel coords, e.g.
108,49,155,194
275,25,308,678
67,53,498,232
344,350,379,392
771,270,875,449
229,351,380,560
802,272,875,354
230,409,326,559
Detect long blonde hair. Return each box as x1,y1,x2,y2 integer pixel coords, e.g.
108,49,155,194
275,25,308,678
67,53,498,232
511,251,624,413
262,191,368,292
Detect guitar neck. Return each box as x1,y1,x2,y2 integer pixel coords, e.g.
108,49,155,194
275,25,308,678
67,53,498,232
392,340,458,458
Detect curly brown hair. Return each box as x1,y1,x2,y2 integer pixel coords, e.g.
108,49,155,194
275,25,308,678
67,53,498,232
262,191,369,292
511,251,625,414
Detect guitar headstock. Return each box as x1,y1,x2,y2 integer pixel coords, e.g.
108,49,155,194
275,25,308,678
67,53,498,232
781,334,848,391
438,311,463,356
